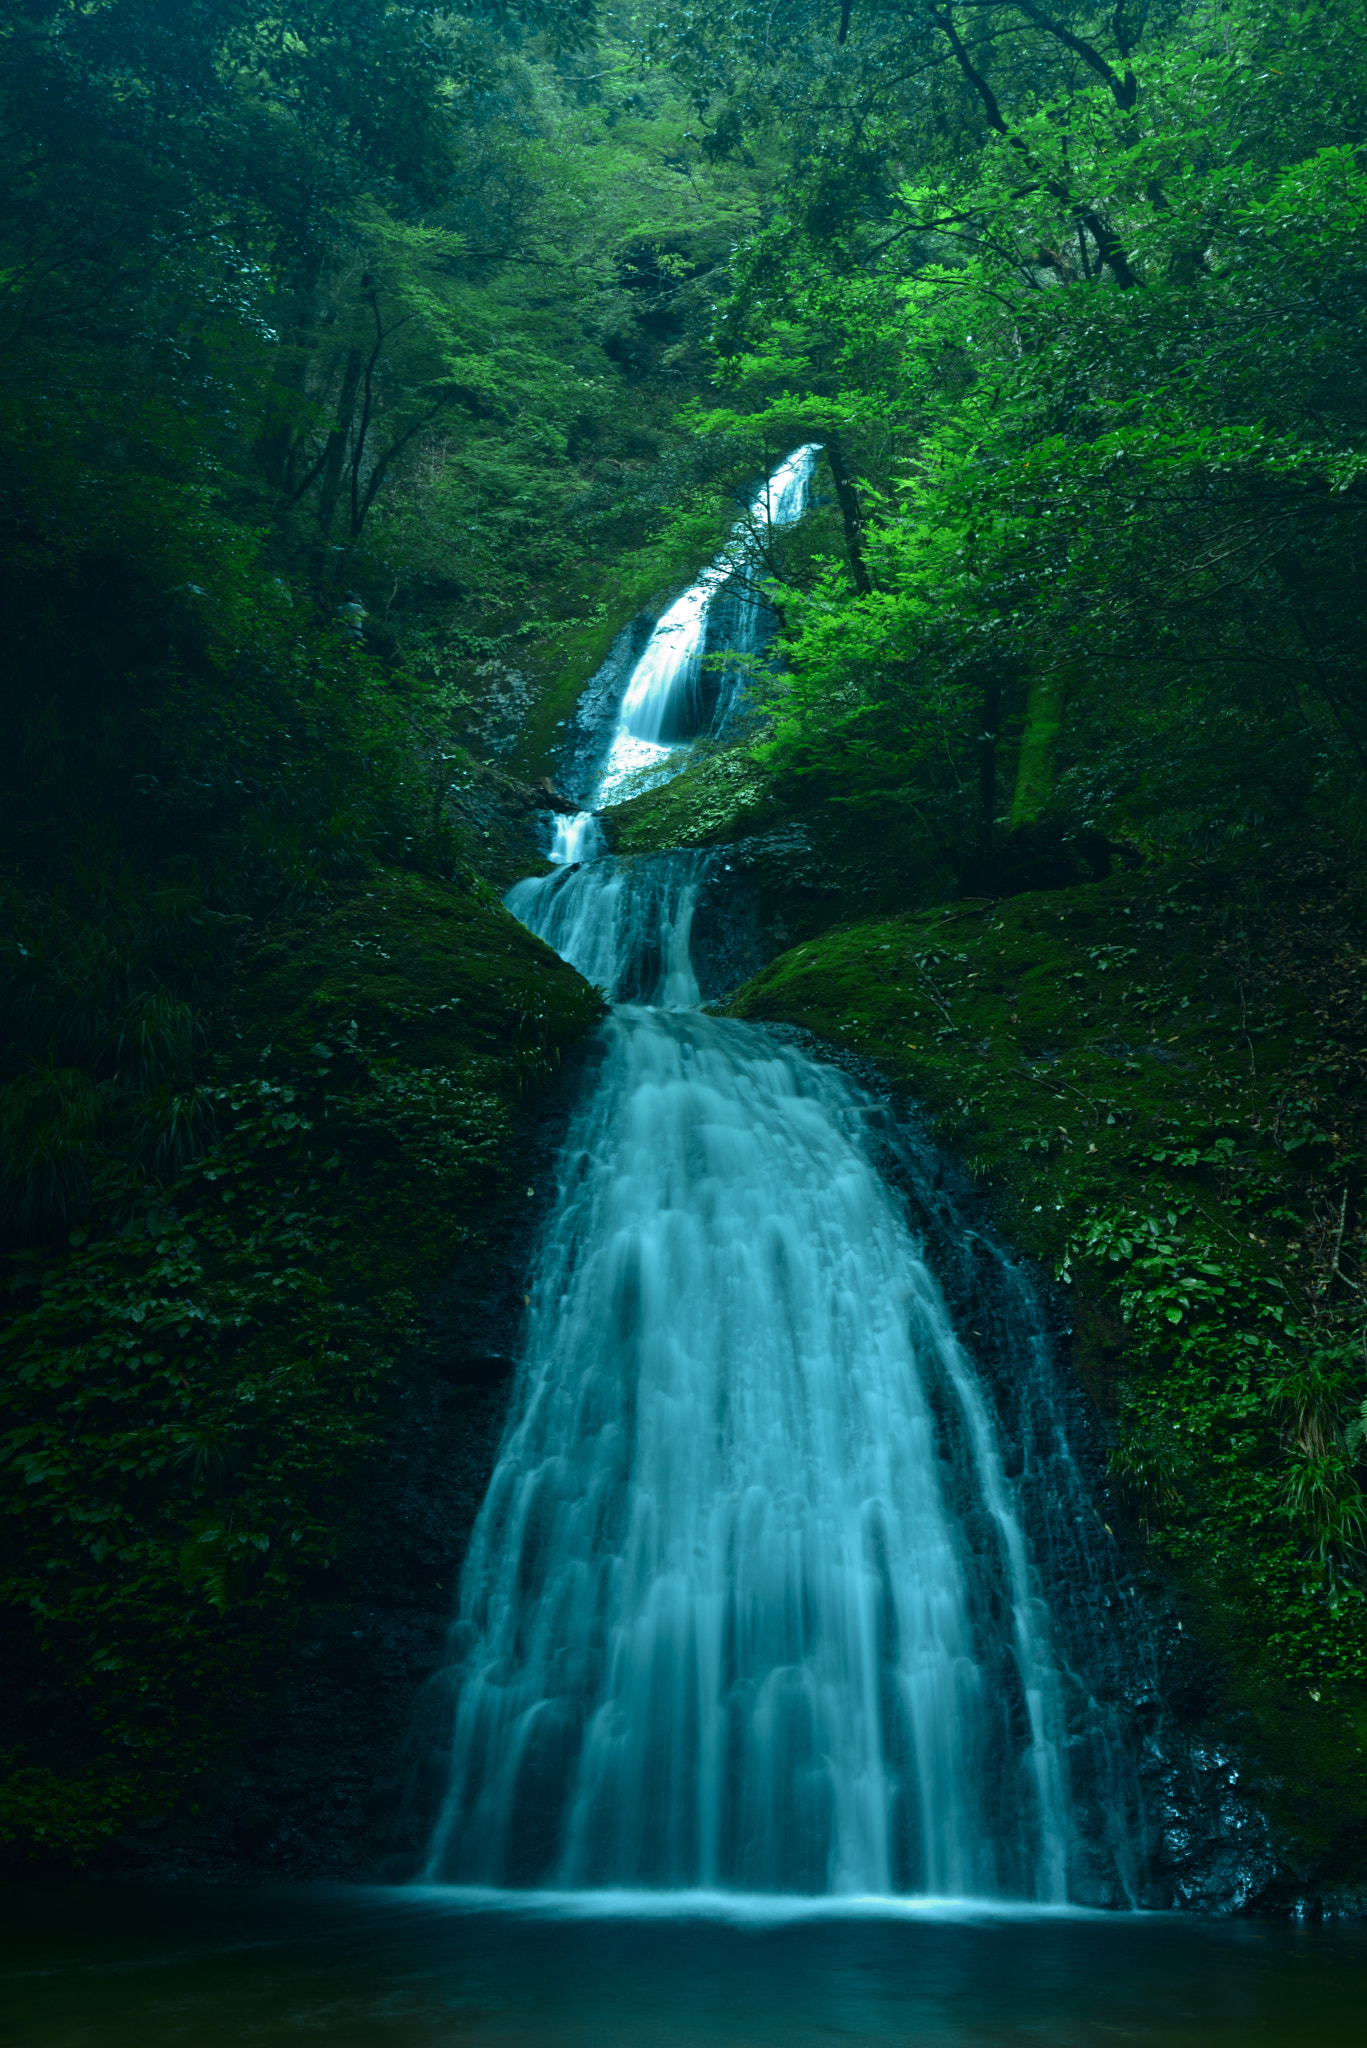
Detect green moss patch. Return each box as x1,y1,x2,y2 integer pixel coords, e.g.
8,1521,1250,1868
606,746,788,851
729,867,1256,1257
234,866,595,1077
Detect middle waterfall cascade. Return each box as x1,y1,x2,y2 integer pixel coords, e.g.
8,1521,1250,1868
506,850,711,1009
424,449,1150,1905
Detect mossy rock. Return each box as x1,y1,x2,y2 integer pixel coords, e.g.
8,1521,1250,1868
605,746,788,851
233,865,598,1083
727,860,1306,1263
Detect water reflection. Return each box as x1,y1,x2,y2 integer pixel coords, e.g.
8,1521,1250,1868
4,1885,1364,2046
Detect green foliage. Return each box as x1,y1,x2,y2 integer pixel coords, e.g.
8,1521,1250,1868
1070,1201,1367,1669
669,0,1367,878
0,404,447,1240
0,869,602,1858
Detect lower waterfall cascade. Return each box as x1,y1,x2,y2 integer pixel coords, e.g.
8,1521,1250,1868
423,450,1153,1906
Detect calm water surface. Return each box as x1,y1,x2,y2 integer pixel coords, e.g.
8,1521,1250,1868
3,1887,1365,2047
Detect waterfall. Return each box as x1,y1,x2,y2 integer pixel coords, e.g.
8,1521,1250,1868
423,450,1148,1904
506,852,711,1009
593,443,820,806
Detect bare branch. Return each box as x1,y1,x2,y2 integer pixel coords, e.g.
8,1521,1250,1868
1012,0,1138,109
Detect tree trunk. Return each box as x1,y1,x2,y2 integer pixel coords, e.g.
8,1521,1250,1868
252,266,324,492
824,436,872,595
315,347,365,536
976,669,1004,870
1010,669,1069,826
254,338,314,493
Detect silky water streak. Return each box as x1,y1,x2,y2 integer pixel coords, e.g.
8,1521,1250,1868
424,447,1147,1905
424,924,1147,1899
594,442,820,804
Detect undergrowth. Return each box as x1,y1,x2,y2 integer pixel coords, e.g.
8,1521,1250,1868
0,870,601,1863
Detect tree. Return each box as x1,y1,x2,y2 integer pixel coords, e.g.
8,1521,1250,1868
667,0,1367,874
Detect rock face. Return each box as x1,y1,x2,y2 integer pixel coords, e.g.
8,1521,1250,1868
722,859,1367,1915
729,1029,1297,1915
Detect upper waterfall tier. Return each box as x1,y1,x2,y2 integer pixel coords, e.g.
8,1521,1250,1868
593,443,820,806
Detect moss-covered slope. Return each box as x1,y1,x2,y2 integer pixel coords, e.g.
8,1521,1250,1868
607,746,788,852
728,847,1367,1899
0,868,601,1870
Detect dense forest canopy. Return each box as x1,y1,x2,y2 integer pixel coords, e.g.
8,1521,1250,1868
3,0,1367,1882
8,2,1361,895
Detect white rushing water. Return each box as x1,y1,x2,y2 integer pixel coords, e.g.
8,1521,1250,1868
425,449,1144,1903
592,443,820,807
